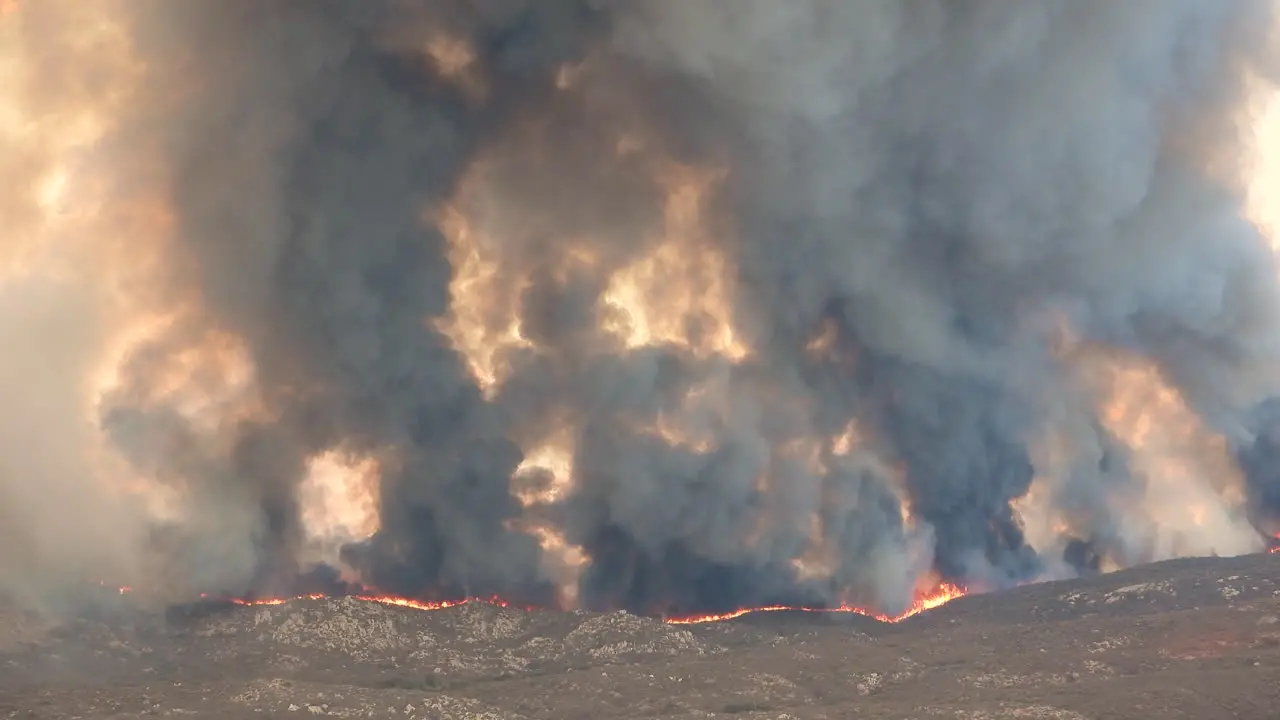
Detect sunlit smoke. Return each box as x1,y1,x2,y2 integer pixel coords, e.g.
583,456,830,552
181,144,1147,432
1017,340,1263,574
297,450,382,571
508,428,588,608
1246,48,1280,250
599,160,749,361
431,165,534,396
0,0,195,605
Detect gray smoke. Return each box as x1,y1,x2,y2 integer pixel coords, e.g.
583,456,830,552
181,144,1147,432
4,0,1280,615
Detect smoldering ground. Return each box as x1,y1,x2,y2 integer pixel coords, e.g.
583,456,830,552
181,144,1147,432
2,0,1280,616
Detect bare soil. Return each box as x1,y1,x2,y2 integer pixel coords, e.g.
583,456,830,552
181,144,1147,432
2,554,1279,719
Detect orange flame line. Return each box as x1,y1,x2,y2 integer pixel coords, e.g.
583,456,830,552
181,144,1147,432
105,583,964,625
98,533,1280,621
223,593,518,612
102,529,1280,618
224,589,963,624
665,582,967,625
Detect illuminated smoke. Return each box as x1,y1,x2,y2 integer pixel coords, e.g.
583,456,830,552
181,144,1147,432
297,450,382,570
2,0,1280,616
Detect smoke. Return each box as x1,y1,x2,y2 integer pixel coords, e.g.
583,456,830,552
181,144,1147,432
2,0,1280,615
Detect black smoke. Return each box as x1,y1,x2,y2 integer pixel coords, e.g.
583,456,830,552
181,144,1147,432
7,0,1280,615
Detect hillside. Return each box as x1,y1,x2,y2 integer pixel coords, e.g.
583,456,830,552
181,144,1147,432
2,554,1279,719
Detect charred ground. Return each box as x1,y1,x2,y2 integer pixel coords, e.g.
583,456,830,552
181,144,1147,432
1,554,1279,720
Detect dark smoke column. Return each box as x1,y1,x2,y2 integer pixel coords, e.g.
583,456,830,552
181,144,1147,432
88,0,1280,615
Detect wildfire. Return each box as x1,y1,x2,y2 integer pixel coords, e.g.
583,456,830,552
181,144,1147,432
665,582,967,626
229,594,516,612
104,580,965,625
112,585,524,613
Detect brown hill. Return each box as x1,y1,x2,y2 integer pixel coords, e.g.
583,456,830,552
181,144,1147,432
2,553,1279,720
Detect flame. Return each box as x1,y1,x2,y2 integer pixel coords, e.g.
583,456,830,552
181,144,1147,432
146,582,964,625
223,592,520,612
665,581,966,625
600,162,749,361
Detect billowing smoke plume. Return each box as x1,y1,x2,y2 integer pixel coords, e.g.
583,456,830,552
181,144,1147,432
3,0,1280,615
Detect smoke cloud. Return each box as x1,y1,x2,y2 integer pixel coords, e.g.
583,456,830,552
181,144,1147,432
2,0,1280,615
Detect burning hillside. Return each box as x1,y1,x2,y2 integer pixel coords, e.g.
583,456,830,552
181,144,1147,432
2,1,1280,620
105,574,967,627
10,553,1280,720
663,581,967,625
224,589,967,626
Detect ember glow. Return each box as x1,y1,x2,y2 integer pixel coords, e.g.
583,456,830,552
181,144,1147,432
4,2,1280,619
